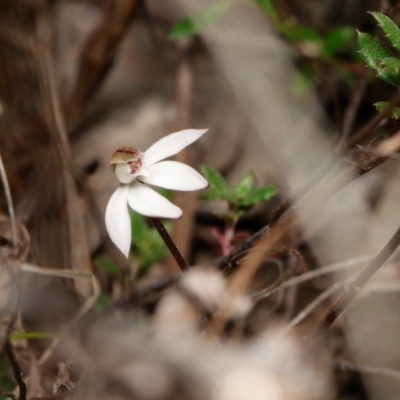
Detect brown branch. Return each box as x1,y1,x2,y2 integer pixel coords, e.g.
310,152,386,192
65,0,141,128
0,387,16,400
347,91,400,147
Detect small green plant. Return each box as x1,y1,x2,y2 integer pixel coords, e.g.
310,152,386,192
169,1,231,40
256,0,356,95
0,359,13,400
130,211,171,276
358,12,400,118
201,165,276,255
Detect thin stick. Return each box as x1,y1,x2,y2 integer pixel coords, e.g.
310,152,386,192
283,278,353,334
147,217,189,272
253,253,374,300
0,387,16,400
4,340,26,400
0,152,17,247
316,224,400,330
330,359,400,382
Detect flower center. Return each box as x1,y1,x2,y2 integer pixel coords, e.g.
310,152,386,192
110,146,143,184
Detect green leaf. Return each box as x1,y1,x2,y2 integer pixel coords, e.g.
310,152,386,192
9,332,56,340
94,292,112,312
234,171,255,200
285,25,321,43
357,31,393,72
95,256,124,281
371,11,400,52
322,26,354,58
200,165,232,201
293,69,313,97
169,1,231,40
374,101,400,119
255,0,279,20
377,57,400,86
130,209,146,241
0,359,13,399
239,186,276,207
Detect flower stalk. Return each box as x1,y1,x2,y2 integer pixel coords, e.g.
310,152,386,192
147,217,189,272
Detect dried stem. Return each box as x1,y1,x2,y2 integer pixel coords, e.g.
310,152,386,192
4,340,26,400
316,224,400,330
65,0,140,128
147,217,189,272
330,359,400,382
0,387,16,400
0,152,17,247
335,72,367,150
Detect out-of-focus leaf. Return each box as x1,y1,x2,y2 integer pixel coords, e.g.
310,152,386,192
130,209,146,241
285,25,321,43
9,331,56,340
200,165,232,201
322,26,354,58
0,359,13,400
357,31,393,72
374,101,400,119
94,292,112,312
255,0,279,20
234,171,255,200
293,69,313,97
130,212,170,274
169,1,231,39
95,256,124,281
238,186,276,207
371,11,400,52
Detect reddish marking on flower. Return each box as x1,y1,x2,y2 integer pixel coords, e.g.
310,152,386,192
128,158,142,174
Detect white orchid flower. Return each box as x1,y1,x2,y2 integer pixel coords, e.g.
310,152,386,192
105,129,208,257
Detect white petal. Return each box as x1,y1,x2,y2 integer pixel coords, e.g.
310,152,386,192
105,185,131,257
115,163,136,184
127,182,182,218
140,161,208,191
143,129,208,167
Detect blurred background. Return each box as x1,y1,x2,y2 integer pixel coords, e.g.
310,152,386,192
1,0,400,399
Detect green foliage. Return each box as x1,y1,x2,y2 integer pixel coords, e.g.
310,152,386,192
0,359,13,400
371,11,400,52
322,26,355,58
95,256,124,281
9,332,56,340
254,0,356,94
374,101,400,119
200,165,232,202
358,13,400,88
201,165,276,223
130,211,170,274
357,32,392,70
169,1,231,39
255,0,279,20
94,292,112,312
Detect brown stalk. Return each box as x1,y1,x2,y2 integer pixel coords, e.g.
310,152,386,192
65,0,141,128
147,217,189,272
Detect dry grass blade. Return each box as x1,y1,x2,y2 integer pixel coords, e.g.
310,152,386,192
0,152,17,248
20,263,100,366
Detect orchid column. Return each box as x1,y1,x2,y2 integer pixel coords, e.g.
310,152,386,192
105,129,208,271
